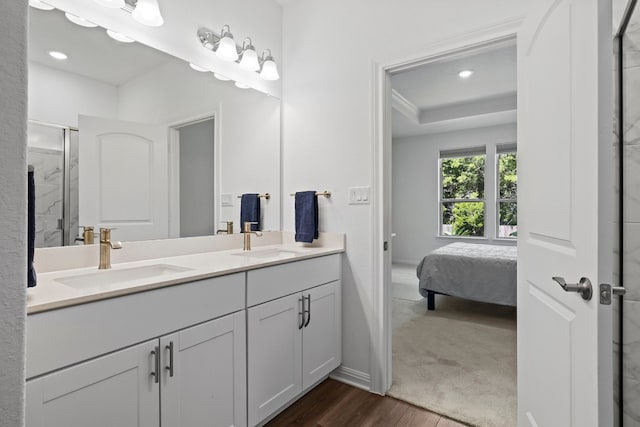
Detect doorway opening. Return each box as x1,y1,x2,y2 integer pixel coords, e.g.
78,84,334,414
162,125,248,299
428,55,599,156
385,38,518,426
168,115,218,238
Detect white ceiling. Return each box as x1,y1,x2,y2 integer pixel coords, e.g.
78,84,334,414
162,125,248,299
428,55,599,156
28,7,173,86
390,42,517,138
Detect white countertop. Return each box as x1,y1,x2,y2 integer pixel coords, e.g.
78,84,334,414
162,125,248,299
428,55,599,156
27,235,344,314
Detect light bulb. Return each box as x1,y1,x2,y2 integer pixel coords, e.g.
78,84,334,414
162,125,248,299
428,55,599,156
65,13,98,28
48,51,68,60
216,35,239,62
189,63,208,72
234,81,250,89
94,0,125,8
132,0,164,27
214,73,231,81
259,57,279,81
239,48,260,72
106,29,134,43
29,0,54,10
458,69,474,79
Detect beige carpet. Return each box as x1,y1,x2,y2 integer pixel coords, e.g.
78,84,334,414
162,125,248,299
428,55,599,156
388,295,517,427
392,263,423,301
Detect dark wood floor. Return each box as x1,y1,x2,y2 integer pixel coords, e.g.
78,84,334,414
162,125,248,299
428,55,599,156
266,379,468,427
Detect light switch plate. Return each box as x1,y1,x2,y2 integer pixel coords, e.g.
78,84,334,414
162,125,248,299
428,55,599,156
349,186,370,205
221,193,233,206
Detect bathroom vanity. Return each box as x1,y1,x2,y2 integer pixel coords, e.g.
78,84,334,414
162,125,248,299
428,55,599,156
25,232,344,427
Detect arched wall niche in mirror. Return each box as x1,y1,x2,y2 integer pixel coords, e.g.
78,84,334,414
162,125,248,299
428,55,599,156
27,6,281,247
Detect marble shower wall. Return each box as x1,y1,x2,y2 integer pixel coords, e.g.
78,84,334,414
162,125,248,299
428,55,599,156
27,147,63,247
622,8,640,424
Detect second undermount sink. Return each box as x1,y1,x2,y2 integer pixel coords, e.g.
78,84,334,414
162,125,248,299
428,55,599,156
231,247,312,259
55,264,193,289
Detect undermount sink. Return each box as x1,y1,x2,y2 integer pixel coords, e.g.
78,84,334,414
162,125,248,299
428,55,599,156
231,247,312,259
55,264,193,288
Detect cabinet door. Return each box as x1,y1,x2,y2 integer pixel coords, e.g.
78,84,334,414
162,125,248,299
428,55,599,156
247,293,303,426
161,311,246,427
302,280,342,390
25,340,159,427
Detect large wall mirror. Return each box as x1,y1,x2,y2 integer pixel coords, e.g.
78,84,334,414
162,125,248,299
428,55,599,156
28,6,281,247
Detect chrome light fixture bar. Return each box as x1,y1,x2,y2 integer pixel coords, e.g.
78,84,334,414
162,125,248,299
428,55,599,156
198,26,280,81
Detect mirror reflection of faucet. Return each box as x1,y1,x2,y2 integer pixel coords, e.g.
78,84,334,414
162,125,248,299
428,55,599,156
75,226,95,245
216,221,234,235
243,222,263,251
99,228,123,269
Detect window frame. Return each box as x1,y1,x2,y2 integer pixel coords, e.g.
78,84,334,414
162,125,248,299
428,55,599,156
495,144,517,240
438,147,487,238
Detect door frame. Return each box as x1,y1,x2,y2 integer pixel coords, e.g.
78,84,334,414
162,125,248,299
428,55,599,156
369,18,524,394
167,111,220,238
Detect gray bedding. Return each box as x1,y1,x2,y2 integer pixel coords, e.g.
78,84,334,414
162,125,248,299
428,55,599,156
417,242,517,306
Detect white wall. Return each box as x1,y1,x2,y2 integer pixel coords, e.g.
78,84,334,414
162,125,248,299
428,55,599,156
392,124,517,265
28,62,118,127
117,59,281,231
281,0,525,389
0,1,27,424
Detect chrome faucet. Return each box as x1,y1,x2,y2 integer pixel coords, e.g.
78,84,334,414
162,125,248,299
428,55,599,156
99,228,123,269
216,221,234,235
243,222,263,251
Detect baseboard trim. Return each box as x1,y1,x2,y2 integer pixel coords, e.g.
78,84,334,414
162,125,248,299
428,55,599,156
330,366,372,392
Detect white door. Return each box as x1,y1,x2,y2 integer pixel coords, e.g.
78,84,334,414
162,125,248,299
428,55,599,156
79,115,168,242
247,293,303,426
160,312,247,427
518,0,614,426
25,340,159,427
302,281,342,390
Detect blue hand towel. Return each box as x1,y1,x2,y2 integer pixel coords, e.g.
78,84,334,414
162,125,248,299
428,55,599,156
28,165,37,288
240,193,261,232
295,191,318,243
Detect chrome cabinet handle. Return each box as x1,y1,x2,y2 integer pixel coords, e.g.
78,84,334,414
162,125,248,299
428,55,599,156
150,345,160,383
298,297,305,329
165,341,174,377
304,294,311,327
552,276,593,301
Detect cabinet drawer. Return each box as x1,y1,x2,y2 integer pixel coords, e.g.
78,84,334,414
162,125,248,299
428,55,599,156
27,273,245,379
247,254,341,306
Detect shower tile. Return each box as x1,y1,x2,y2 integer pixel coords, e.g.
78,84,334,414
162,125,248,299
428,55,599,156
624,18,640,69
623,146,640,222
623,377,640,425
623,301,640,381
623,224,640,301
623,66,640,146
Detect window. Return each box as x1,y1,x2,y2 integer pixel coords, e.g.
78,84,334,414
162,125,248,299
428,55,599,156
497,146,517,238
439,148,486,237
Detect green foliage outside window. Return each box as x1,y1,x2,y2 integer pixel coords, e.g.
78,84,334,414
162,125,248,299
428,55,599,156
441,155,485,237
498,152,518,237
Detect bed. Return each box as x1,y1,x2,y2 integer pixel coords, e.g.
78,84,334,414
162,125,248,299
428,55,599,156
416,242,517,310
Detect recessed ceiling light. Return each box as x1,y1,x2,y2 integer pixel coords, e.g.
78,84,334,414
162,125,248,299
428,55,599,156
214,73,231,81
48,51,68,60
234,81,250,89
29,0,54,10
458,69,474,79
65,12,98,28
94,0,125,8
189,63,209,72
106,29,135,43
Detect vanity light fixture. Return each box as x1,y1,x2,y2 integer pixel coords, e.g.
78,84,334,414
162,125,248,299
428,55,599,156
259,50,279,81
94,0,125,8
234,81,250,89
131,0,164,27
216,25,239,62
29,0,54,10
65,12,98,28
106,29,135,43
238,38,260,72
189,63,209,72
48,51,68,60
214,73,231,81
198,27,280,81
458,69,474,79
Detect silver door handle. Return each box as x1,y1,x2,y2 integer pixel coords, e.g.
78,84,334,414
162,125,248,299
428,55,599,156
165,341,174,377
552,276,593,301
599,283,626,305
150,345,160,383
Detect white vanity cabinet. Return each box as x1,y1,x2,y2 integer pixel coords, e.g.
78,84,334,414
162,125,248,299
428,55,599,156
246,255,342,426
26,273,246,427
